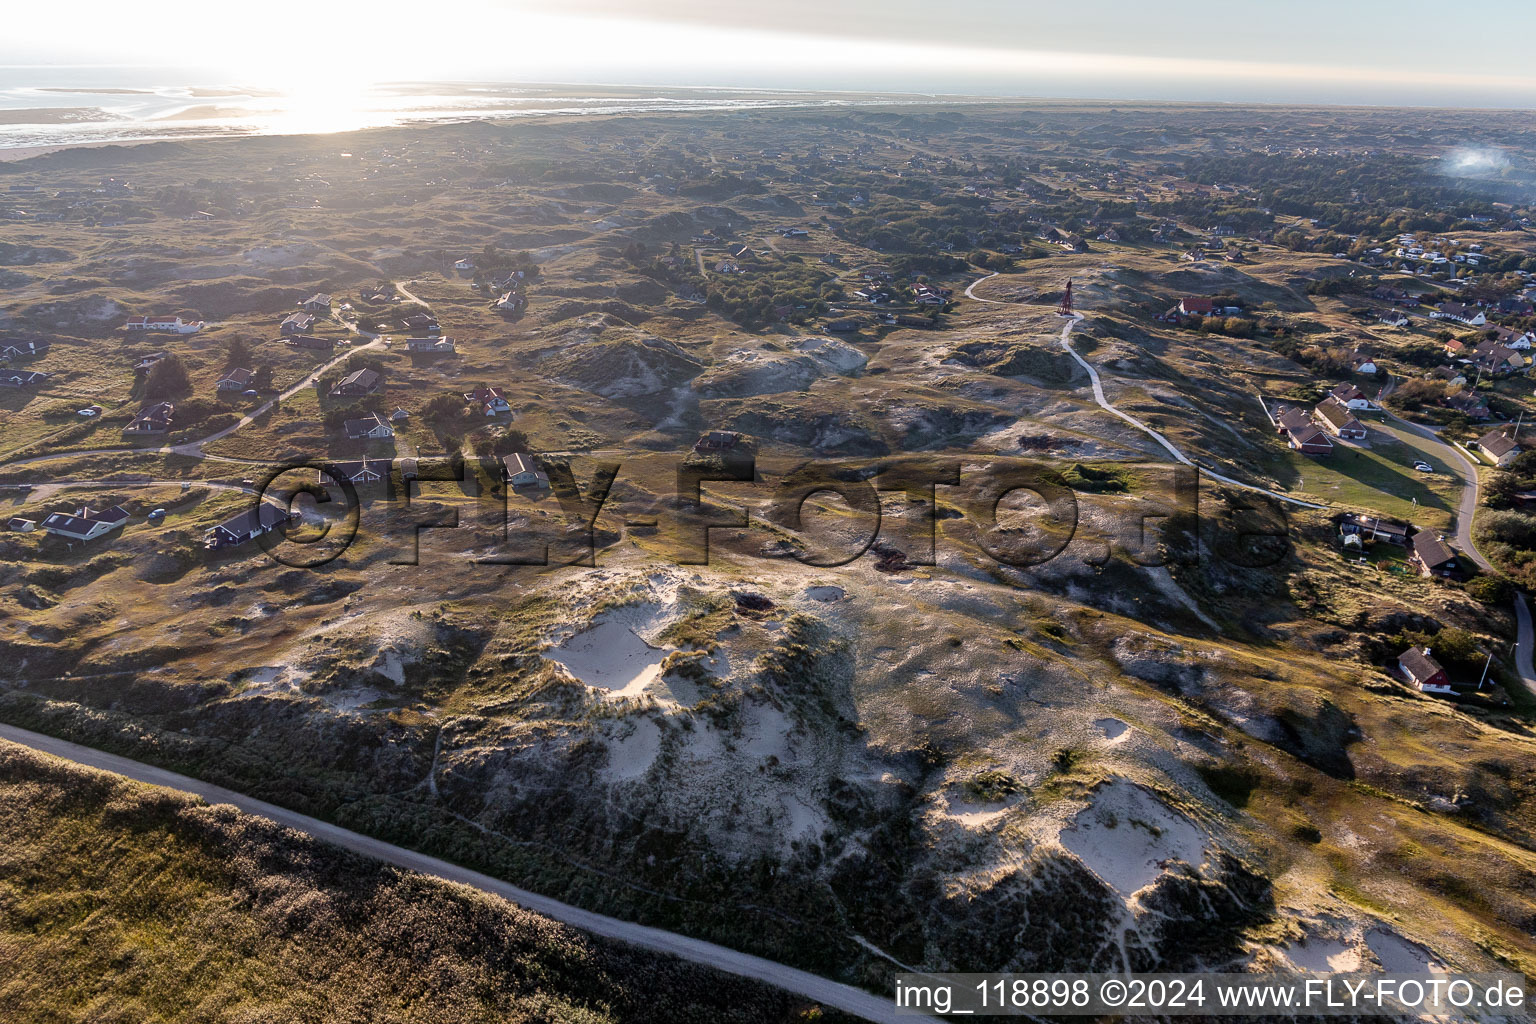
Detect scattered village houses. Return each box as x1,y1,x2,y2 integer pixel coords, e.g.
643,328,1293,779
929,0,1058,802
1469,341,1528,377
1431,301,1486,327
343,411,394,440
321,457,415,487
330,368,381,398
1409,532,1458,577
216,367,253,392
1429,365,1467,387
0,370,48,389
1276,406,1334,455
206,502,294,549
0,339,50,360
464,386,511,416
501,452,550,490
1397,646,1452,694
1476,426,1523,467
300,293,332,313
1314,395,1368,440
694,430,743,454
406,336,456,354
125,314,203,334
123,401,174,436
132,352,167,375
42,504,129,543
1444,390,1492,421
1490,325,1535,349
1330,382,1373,410
399,313,440,334
1339,512,1409,545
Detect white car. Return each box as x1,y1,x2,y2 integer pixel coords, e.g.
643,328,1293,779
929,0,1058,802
1413,461,1434,473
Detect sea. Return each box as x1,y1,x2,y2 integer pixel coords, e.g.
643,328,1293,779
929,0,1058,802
0,65,900,156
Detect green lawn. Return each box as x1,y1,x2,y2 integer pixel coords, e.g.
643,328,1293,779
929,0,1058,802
1260,420,1459,531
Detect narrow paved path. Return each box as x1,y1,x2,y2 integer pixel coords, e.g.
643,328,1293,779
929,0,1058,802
0,336,382,472
964,274,1321,508
1379,404,1536,697
179,335,383,456
966,274,1531,685
1054,314,1324,508
0,723,918,1024
393,281,429,307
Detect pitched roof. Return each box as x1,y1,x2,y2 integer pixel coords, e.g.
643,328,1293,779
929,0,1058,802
1315,395,1363,431
1341,512,1407,538
1411,531,1456,569
344,411,391,437
1398,646,1445,685
42,504,129,539
332,367,381,392
1277,406,1312,432
1276,406,1332,449
212,501,289,540
503,452,536,477
1330,382,1366,402
125,401,175,431
1445,391,1489,416
1179,296,1216,314
329,457,392,481
1479,427,1521,458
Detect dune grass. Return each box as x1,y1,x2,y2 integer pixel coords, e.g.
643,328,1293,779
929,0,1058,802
0,740,839,1024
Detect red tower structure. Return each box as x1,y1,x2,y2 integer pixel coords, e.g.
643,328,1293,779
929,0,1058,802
1058,278,1074,316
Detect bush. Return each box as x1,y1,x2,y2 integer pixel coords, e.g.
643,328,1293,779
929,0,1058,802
1465,575,1514,605
143,354,191,400
964,770,1022,802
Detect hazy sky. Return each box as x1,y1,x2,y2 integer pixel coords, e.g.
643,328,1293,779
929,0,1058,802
4,0,1535,107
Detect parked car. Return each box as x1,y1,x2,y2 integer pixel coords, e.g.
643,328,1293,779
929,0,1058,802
147,508,166,523
1413,461,1434,473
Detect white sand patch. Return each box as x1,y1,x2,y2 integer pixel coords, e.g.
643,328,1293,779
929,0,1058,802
1095,717,1130,742
805,585,846,602
547,614,671,700
796,335,868,373
236,664,307,696
676,724,724,765
376,650,405,685
328,686,384,711
780,795,825,841
1366,928,1443,972
942,795,1014,829
1060,780,1207,899
605,718,662,782
740,702,796,760
1285,935,1362,973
